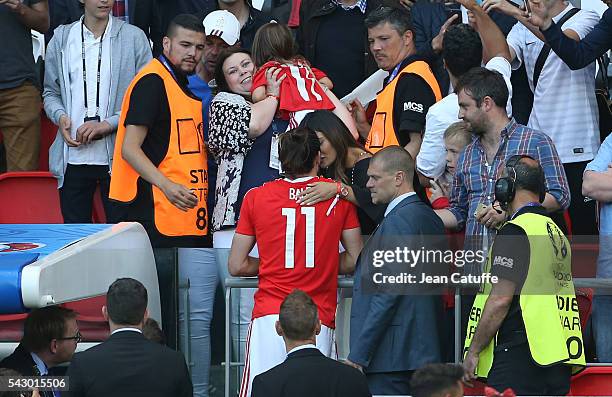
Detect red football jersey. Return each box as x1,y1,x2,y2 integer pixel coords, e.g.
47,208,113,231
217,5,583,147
236,176,360,328
251,61,335,120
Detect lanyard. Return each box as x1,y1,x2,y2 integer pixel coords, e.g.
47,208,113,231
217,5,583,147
511,201,541,220
158,55,178,81
81,22,105,117
387,63,403,83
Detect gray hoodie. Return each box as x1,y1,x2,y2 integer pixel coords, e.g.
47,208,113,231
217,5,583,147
43,17,152,188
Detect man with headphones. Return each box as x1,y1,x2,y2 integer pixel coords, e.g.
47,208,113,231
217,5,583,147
462,155,585,395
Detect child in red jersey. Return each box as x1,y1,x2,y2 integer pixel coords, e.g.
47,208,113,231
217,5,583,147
250,22,358,137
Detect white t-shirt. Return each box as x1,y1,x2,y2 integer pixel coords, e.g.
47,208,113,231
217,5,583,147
67,17,112,165
507,4,600,164
416,57,513,179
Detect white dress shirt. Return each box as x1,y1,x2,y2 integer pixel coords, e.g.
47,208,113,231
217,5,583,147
286,343,318,356
67,17,112,165
111,327,143,335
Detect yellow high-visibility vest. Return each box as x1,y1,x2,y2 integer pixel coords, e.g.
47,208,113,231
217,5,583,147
464,212,585,378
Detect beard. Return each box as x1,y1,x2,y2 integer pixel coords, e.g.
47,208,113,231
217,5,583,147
471,124,487,137
465,116,487,137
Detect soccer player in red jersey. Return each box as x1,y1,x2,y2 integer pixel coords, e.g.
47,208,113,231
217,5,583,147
229,127,363,397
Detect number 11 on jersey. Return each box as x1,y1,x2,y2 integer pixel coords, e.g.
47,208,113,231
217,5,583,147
282,207,315,269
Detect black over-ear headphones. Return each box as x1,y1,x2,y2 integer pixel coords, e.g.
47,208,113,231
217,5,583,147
494,154,546,210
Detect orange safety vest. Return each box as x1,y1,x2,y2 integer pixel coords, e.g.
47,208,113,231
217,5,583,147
109,58,208,237
365,60,442,153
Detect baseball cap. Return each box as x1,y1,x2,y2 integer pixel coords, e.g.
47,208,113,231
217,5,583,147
202,10,241,46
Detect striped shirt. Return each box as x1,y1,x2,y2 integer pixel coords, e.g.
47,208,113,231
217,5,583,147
332,0,367,13
507,4,600,164
448,119,570,250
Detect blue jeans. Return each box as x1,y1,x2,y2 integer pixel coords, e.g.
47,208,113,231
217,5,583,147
215,247,255,363
215,248,257,362
178,248,218,397
594,236,612,362
593,295,612,362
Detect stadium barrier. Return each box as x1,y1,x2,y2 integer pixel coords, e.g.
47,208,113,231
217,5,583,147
224,277,612,397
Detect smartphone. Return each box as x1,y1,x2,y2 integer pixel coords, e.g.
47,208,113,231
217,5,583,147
474,203,488,217
444,2,463,25
524,0,532,14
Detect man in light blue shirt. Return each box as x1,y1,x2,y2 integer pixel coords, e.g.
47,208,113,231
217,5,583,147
583,133,612,362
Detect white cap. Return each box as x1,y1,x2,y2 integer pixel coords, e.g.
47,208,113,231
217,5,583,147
202,10,241,46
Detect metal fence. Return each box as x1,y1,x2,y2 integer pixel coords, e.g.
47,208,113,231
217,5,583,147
223,277,612,397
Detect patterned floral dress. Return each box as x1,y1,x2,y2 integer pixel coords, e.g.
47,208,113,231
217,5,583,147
208,92,254,231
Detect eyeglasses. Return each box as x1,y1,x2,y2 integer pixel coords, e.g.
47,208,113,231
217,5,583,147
57,331,82,343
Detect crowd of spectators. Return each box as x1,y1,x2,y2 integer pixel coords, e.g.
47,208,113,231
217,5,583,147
1,0,612,395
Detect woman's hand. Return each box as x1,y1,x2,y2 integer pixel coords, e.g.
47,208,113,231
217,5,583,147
297,182,337,206
265,66,286,99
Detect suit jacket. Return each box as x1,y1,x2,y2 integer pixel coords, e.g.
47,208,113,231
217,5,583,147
348,194,445,373
0,343,40,377
251,348,371,397
66,330,192,397
296,0,389,89
0,343,64,397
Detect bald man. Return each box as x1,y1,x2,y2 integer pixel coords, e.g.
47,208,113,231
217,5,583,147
346,146,445,395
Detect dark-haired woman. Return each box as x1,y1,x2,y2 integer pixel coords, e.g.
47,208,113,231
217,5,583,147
208,47,286,232
207,47,288,371
298,110,385,235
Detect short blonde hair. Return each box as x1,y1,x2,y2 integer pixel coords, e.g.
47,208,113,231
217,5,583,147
443,121,471,149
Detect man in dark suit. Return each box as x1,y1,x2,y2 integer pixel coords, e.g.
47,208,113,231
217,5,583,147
346,146,445,395
0,306,78,382
66,278,192,397
251,290,371,397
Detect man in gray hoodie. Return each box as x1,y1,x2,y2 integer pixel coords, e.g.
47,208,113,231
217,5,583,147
43,0,151,223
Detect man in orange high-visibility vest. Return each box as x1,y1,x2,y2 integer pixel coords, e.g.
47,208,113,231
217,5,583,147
109,14,209,352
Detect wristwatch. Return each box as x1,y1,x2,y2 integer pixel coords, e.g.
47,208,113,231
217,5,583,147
339,184,349,198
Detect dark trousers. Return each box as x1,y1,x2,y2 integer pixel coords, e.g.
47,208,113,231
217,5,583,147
153,247,179,350
487,342,571,395
59,164,112,223
366,370,414,395
563,161,598,236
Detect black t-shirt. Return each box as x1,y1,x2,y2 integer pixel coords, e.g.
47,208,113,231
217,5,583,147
388,55,438,147
313,6,367,98
348,157,385,235
116,56,211,248
0,0,42,89
490,205,549,344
